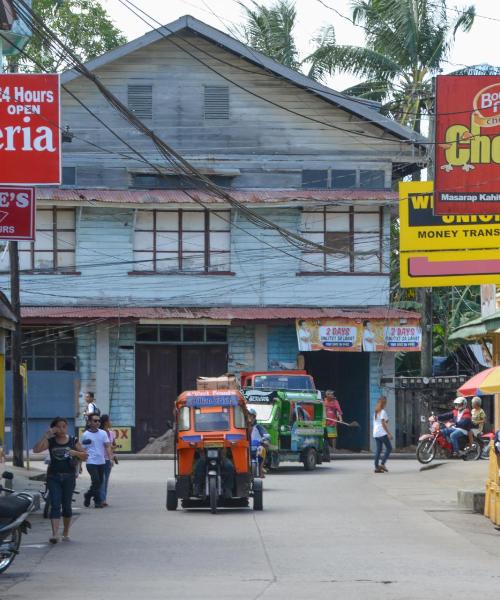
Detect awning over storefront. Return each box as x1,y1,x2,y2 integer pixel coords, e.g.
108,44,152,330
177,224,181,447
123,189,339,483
449,309,500,341
21,305,420,324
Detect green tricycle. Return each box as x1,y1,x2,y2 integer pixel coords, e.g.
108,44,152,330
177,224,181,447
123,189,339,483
244,388,329,471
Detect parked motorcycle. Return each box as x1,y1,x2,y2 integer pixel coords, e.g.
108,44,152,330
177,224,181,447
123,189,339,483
0,477,36,574
416,415,481,464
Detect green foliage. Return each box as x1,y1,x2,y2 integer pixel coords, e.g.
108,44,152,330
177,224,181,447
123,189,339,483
15,0,126,72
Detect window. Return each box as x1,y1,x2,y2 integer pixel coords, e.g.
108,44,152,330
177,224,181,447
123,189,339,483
133,209,230,273
18,208,76,272
331,170,356,189
127,84,153,120
300,207,383,274
7,327,76,371
204,85,229,119
234,406,246,429
62,167,76,186
136,325,227,343
194,408,230,431
301,170,328,189
301,168,386,190
131,174,233,189
360,170,385,189
178,406,191,431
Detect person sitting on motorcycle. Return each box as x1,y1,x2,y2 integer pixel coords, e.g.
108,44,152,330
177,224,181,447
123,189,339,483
437,397,473,457
248,408,269,478
192,448,235,499
468,396,486,447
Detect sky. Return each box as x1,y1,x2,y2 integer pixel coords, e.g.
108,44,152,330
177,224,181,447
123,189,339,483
102,0,500,92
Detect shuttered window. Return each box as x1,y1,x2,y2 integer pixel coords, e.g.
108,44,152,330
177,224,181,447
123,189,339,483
204,86,229,119
127,84,153,120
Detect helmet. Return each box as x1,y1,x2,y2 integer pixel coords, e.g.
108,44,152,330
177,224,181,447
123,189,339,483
453,397,466,408
248,408,257,416
471,396,481,406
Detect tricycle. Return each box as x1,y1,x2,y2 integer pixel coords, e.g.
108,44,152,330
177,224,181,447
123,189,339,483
166,389,263,513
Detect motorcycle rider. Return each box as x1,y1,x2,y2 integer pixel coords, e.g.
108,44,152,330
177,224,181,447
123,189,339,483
248,408,269,478
468,396,487,447
437,397,473,457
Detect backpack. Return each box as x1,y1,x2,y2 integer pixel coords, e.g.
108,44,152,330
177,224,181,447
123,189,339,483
88,402,101,417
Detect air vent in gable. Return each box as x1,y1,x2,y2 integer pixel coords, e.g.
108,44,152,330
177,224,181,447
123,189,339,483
204,86,229,120
127,84,153,120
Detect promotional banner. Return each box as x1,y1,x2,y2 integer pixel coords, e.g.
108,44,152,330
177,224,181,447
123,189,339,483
435,75,500,215
399,181,500,287
0,73,60,185
0,186,35,240
296,319,421,352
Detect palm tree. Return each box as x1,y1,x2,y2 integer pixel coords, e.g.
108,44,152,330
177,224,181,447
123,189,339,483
307,0,475,131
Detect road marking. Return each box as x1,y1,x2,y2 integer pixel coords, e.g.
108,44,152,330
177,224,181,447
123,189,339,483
22,543,47,549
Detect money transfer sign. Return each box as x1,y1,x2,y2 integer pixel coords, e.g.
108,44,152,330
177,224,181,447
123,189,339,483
0,186,35,240
0,73,60,185
399,181,500,287
296,319,421,352
435,75,500,215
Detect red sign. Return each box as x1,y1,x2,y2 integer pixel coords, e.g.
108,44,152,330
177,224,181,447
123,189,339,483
434,75,500,215
0,73,60,185
0,187,35,240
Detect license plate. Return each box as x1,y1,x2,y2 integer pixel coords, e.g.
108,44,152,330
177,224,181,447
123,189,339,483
205,443,223,448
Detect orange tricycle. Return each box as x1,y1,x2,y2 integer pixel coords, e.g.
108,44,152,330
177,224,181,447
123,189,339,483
166,389,263,513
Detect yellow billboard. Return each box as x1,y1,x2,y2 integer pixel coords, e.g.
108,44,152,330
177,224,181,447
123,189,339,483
400,181,500,252
399,182,500,287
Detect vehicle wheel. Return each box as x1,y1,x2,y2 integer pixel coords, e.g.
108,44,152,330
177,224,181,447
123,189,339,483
416,440,436,464
166,479,178,511
209,476,217,514
480,443,491,460
253,478,263,511
303,448,317,471
463,443,481,461
0,528,21,574
251,460,259,478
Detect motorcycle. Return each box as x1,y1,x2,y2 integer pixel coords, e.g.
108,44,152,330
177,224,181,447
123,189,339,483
0,477,36,574
251,434,270,478
416,415,481,464
478,431,494,460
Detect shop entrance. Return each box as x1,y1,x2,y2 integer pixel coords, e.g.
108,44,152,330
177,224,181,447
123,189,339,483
304,351,370,450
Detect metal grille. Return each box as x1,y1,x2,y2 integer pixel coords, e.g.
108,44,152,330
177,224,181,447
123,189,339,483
204,85,229,119
127,84,153,120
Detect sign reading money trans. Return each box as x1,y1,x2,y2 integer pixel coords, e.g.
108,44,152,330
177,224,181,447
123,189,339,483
435,75,500,215
0,187,35,240
0,73,60,185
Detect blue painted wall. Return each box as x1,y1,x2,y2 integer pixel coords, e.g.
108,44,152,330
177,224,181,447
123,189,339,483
267,325,298,369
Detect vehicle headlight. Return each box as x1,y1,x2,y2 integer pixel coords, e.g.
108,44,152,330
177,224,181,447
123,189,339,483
207,449,219,459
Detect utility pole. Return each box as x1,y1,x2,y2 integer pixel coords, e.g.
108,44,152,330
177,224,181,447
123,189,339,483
2,46,23,467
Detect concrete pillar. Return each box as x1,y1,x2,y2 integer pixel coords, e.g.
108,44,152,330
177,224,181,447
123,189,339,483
96,325,110,415
254,325,268,371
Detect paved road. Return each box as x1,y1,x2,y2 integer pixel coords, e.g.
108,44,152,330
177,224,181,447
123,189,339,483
0,459,498,600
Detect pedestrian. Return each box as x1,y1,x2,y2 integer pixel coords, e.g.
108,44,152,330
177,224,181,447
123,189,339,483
99,414,117,506
81,413,112,508
33,417,88,543
324,390,343,451
373,396,393,473
82,392,100,425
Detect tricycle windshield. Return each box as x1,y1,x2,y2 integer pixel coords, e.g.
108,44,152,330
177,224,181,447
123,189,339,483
194,408,230,432
253,375,313,390
247,403,273,421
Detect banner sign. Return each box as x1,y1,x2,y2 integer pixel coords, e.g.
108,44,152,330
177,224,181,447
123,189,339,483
435,75,500,215
0,186,35,240
399,181,500,287
0,73,60,185
296,318,421,352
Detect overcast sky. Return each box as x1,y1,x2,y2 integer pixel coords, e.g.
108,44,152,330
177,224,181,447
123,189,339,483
103,0,499,93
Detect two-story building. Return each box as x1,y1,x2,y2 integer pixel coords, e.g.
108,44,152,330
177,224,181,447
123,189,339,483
3,16,426,451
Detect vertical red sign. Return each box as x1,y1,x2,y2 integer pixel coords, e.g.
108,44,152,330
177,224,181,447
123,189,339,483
0,73,60,185
0,187,35,240
434,75,500,215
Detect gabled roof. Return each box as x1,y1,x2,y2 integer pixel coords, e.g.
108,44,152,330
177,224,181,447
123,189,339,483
61,15,427,148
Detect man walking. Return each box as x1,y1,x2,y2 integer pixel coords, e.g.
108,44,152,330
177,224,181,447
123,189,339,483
81,414,112,508
82,392,100,426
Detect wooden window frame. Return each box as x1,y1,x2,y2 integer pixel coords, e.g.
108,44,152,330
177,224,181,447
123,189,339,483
18,206,77,275
130,209,232,275
298,206,385,276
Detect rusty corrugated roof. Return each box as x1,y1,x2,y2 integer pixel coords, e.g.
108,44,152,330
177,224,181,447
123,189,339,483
36,188,397,205
21,306,420,322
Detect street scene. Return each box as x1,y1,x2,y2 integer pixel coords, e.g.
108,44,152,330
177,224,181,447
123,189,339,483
0,0,499,598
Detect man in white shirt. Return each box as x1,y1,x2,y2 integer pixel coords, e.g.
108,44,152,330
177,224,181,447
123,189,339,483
82,392,100,426
81,414,111,508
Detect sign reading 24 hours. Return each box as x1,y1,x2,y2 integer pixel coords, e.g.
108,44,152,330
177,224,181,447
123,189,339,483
0,74,60,185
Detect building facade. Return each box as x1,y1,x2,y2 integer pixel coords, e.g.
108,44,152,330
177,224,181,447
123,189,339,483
1,17,426,451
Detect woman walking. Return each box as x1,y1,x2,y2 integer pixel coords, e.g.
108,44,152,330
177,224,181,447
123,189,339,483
99,415,116,506
373,396,393,473
33,417,87,543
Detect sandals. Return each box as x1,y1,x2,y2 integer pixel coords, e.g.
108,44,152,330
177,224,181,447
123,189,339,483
62,536,70,542
49,537,59,544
